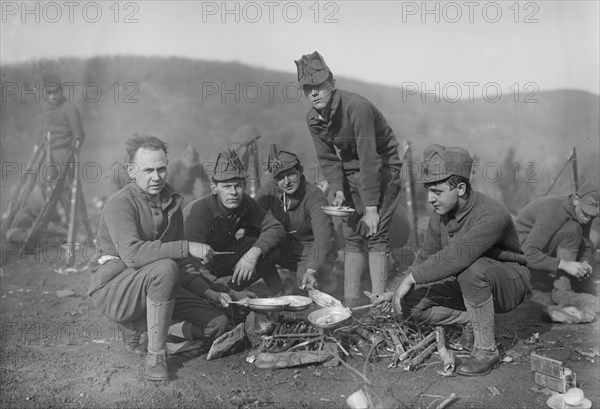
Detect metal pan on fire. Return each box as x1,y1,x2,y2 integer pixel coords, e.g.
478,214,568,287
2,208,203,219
244,298,290,312
308,306,352,329
277,295,313,312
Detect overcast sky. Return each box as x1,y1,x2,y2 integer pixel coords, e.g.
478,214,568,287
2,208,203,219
1,1,599,94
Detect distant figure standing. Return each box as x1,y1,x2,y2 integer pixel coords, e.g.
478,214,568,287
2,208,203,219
294,51,403,306
40,73,86,221
167,145,210,208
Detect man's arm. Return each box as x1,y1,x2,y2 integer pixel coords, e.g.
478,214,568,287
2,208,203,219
521,209,569,272
245,197,286,255
65,103,85,146
351,104,383,207
411,215,443,269
412,210,510,284
306,191,337,273
308,123,344,200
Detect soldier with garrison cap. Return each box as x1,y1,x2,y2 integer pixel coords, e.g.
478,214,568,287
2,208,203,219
295,51,403,306
515,178,599,304
371,144,531,377
254,145,338,290
183,148,286,295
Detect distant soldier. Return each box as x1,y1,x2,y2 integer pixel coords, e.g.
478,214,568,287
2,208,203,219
254,145,337,290
40,73,86,222
515,180,599,303
183,149,286,295
294,51,403,306
41,73,85,165
167,145,210,209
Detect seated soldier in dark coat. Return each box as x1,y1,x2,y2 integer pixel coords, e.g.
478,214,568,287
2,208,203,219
183,149,286,295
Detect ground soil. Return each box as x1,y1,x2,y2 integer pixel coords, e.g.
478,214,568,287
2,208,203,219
1,242,599,409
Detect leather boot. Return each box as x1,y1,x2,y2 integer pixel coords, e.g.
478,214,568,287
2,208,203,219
344,251,366,307
368,251,389,295
122,325,146,356
144,297,174,381
552,247,576,304
457,296,500,376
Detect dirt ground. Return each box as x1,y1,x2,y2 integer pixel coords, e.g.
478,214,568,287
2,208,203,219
1,242,599,409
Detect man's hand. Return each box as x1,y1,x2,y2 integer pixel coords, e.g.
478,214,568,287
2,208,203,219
393,273,416,314
189,242,215,264
581,261,593,279
233,246,262,285
559,259,592,279
366,291,393,313
204,289,233,307
331,191,345,207
228,289,257,301
361,206,380,237
301,269,318,289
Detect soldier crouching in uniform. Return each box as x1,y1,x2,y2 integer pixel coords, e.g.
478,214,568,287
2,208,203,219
515,180,599,304
371,144,531,376
88,134,229,381
183,149,287,296
254,145,338,291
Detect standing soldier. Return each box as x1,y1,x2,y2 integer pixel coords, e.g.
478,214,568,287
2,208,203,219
294,51,403,306
40,73,86,221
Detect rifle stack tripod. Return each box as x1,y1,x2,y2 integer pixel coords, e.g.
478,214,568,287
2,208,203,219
1,133,95,265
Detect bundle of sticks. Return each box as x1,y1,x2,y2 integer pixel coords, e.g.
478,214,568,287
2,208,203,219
345,316,455,373
259,321,324,353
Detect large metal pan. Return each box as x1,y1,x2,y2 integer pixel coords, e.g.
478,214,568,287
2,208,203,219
241,298,290,312
308,306,352,329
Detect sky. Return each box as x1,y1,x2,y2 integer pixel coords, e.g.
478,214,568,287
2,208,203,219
1,0,599,94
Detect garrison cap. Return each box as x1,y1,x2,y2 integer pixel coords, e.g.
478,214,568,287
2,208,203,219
295,51,333,88
266,144,301,178
577,179,600,217
420,144,473,183
212,148,247,183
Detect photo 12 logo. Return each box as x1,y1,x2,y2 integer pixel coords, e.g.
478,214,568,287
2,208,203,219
401,82,539,103
401,1,540,24
1,1,140,24
201,81,303,103
1,81,140,104
200,1,340,24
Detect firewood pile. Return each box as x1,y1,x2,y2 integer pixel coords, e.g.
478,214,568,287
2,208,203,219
253,312,455,374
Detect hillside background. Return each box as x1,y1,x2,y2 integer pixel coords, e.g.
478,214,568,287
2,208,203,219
1,56,599,224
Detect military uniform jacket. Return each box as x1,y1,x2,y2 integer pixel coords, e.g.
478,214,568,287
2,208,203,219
514,195,594,272
411,191,530,286
306,89,402,207
254,177,337,272
183,193,286,257
88,183,190,296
